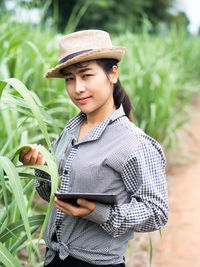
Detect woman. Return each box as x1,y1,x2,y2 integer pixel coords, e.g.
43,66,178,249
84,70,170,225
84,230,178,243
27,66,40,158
19,30,168,267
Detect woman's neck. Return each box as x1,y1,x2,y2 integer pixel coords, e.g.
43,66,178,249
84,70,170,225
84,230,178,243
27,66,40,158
85,104,116,127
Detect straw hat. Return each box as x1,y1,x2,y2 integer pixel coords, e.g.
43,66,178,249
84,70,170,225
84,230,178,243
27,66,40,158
44,29,126,78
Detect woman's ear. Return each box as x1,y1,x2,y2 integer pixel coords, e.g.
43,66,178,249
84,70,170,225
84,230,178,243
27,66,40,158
109,65,118,84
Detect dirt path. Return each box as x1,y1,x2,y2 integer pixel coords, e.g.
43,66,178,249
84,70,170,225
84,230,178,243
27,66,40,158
125,96,200,267
151,97,200,267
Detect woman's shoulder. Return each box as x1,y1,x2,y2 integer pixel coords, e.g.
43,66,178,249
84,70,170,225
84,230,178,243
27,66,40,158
108,116,165,159
110,116,145,139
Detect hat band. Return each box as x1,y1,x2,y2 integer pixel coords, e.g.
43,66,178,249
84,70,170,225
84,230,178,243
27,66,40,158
59,49,93,64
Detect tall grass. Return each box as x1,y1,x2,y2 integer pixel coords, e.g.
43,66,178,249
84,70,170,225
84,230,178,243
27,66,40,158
115,28,200,147
0,78,61,266
0,13,200,265
1,18,199,149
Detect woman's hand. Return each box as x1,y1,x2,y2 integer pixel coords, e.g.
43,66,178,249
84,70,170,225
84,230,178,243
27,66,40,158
19,145,46,165
54,197,96,217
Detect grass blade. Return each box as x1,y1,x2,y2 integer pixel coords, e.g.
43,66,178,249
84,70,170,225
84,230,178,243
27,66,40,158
11,144,60,243
0,157,32,244
0,215,45,243
0,181,34,227
9,226,40,254
159,229,162,239
0,80,7,98
0,242,22,267
0,166,9,216
1,78,52,153
148,233,153,266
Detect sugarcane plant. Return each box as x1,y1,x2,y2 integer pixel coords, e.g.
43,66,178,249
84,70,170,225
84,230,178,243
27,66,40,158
0,78,60,266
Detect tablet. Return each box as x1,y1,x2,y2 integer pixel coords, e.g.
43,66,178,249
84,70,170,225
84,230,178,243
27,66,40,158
55,192,118,205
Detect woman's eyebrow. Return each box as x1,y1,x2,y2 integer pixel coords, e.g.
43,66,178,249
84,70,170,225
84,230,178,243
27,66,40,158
78,67,93,74
64,67,93,76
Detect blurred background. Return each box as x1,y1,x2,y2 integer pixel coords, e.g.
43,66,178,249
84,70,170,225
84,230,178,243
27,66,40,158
0,1,200,266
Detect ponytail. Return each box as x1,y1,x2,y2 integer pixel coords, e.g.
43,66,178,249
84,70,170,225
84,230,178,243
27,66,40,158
95,59,133,121
113,79,132,121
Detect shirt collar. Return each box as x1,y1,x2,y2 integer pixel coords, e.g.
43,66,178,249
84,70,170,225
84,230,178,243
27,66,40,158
109,104,125,123
64,105,125,143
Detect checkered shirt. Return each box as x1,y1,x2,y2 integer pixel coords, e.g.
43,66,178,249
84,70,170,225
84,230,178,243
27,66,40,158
35,105,168,265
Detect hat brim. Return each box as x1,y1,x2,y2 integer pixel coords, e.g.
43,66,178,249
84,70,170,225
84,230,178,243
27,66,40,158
44,46,126,78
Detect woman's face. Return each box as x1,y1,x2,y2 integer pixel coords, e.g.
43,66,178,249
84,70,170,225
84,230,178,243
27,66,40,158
62,61,118,116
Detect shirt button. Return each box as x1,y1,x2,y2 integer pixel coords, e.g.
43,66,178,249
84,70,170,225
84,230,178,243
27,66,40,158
64,170,68,175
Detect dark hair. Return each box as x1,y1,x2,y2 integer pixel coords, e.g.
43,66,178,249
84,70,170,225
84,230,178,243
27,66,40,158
94,59,133,121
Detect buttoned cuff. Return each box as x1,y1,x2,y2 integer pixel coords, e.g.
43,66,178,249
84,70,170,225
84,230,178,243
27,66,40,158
84,203,111,224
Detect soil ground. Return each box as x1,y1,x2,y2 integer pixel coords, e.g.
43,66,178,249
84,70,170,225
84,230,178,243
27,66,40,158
125,96,200,267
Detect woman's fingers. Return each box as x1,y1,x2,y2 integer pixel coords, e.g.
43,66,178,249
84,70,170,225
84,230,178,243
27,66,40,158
30,149,40,165
23,148,38,163
54,197,96,217
19,146,45,165
19,148,31,159
77,198,96,211
37,152,46,165
19,148,31,163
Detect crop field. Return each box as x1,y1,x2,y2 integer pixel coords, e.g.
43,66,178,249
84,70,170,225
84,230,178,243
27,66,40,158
0,13,200,266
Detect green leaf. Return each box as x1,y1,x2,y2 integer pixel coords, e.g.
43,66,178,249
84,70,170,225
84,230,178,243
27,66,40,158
11,144,60,243
0,166,8,216
18,172,51,183
0,242,22,267
0,181,34,227
16,164,50,173
0,80,7,98
9,226,39,254
12,145,59,194
159,229,162,239
1,78,52,152
0,117,28,156
148,233,153,266
0,215,45,243
0,157,32,244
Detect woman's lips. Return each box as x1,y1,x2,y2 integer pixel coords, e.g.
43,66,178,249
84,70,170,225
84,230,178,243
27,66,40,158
76,96,92,104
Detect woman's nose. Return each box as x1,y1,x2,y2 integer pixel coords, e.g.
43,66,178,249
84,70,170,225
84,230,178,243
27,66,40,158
74,78,85,93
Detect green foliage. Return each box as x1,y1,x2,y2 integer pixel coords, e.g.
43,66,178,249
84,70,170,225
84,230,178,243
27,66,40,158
27,0,187,34
0,17,199,149
9,0,188,34
0,12,200,266
0,17,78,155
76,0,176,33
116,29,199,147
0,78,61,266
148,233,153,266
0,242,22,267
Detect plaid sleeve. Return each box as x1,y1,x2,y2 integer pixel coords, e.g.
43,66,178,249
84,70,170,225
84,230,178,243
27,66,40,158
100,141,168,238
34,168,51,202
34,141,56,202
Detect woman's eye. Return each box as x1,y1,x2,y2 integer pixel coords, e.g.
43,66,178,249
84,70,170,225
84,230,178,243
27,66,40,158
65,77,74,82
83,74,92,78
